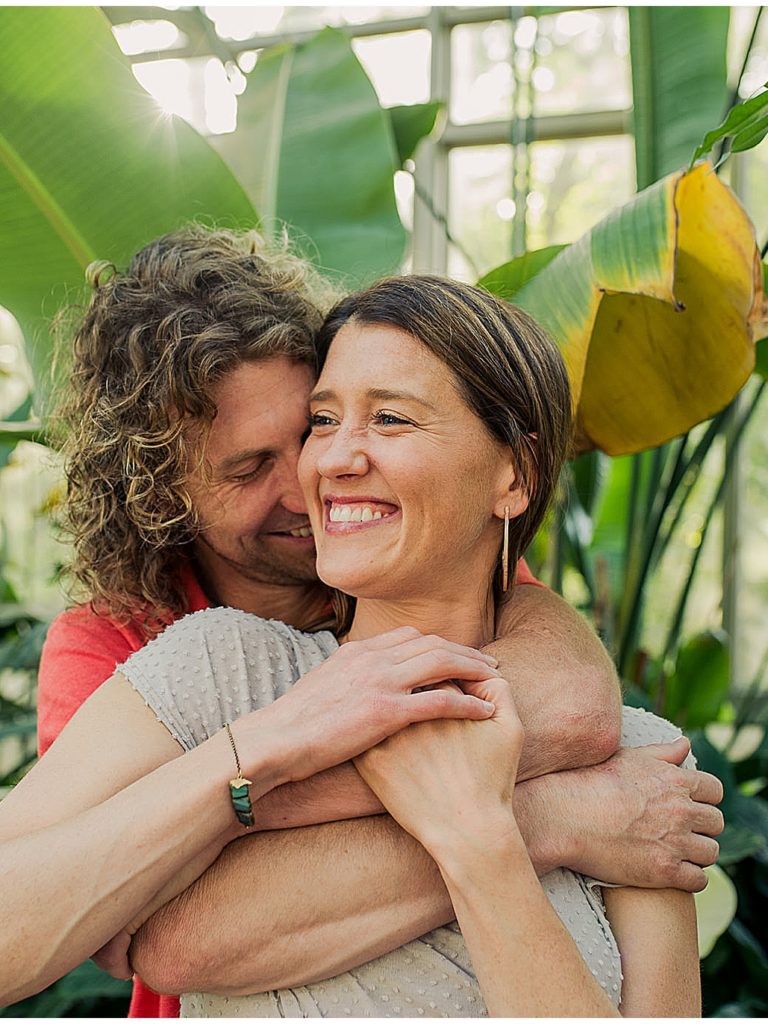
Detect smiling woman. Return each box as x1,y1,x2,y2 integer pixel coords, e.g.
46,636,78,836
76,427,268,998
302,276,571,636
120,276,705,1017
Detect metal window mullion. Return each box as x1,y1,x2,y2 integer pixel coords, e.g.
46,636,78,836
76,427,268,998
442,110,630,148
412,7,451,274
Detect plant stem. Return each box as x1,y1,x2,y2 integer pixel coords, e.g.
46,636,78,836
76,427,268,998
714,6,765,167
727,644,768,753
656,412,728,561
412,179,480,278
658,382,765,670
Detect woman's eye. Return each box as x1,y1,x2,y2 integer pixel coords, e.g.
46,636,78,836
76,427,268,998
373,411,411,427
309,413,337,429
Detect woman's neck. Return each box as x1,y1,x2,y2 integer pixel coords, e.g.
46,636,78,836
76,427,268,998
346,587,496,650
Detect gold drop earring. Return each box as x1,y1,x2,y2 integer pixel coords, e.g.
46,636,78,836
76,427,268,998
502,505,510,592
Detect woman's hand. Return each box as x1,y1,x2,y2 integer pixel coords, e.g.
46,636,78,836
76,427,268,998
236,627,502,786
354,676,524,858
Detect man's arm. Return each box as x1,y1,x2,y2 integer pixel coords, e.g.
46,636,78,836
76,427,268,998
491,580,621,778
128,580,619,993
130,733,722,996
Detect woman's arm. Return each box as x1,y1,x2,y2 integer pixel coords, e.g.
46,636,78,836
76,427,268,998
603,887,701,1017
129,726,721,994
0,674,243,1007
0,622,496,1007
355,687,704,1017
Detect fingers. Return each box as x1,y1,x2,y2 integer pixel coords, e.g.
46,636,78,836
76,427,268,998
689,801,725,837
394,650,501,690
392,634,499,669
644,736,691,765
687,770,725,806
406,688,496,724
682,833,721,868
671,862,709,894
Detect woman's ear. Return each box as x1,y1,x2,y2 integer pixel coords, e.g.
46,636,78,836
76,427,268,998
493,479,529,521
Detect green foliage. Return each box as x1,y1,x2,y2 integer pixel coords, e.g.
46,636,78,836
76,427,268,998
757,339,768,380
629,6,730,188
210,28,410,287
387,102,444,166
695,725,768,1016
664,630,731,730
691,83,768,169
0,7,256,392
476,245,566,300
0,961,130,1017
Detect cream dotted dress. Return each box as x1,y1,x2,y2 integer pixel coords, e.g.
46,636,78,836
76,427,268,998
120,607,693,1018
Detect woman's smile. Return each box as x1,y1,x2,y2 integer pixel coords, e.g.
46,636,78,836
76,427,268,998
324,495,400,533
298,321,516,604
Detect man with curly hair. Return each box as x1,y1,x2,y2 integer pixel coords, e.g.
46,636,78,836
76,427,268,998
37,226,710,1017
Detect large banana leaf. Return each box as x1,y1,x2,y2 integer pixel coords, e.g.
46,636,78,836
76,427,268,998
484,163,764,456
211,28,405,287
629,7,730,189
0,7,256,389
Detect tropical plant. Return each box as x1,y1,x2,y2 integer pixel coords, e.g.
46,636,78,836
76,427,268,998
1,4,767,1018
472,10,768,1014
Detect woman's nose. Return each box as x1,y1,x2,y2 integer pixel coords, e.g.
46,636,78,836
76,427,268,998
315,428,370,478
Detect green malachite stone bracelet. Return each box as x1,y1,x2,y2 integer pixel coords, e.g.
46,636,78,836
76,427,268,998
224,723,255,828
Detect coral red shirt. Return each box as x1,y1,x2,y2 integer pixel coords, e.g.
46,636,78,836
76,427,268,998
36,558,540,1018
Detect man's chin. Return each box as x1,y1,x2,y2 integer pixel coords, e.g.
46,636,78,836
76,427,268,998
245,540,319,584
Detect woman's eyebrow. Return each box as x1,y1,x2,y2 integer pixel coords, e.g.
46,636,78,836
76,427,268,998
310,386,437,413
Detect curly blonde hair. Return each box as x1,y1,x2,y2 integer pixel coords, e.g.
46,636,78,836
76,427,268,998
51,225,336,633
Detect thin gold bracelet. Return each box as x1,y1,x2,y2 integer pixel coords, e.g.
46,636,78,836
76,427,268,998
224,722,254,829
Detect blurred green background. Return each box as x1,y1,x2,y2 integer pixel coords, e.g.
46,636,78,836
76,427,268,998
1,5,767,1017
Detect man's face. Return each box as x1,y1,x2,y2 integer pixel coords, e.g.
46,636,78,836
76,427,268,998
186,357,318,591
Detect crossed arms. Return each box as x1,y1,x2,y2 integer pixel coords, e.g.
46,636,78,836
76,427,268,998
125,586,721,998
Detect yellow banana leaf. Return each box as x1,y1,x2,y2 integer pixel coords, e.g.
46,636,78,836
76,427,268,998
506,162,765,456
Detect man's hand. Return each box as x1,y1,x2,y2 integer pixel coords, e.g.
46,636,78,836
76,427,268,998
526,737,724,892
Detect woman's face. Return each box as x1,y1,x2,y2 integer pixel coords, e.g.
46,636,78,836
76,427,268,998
298,321,522,600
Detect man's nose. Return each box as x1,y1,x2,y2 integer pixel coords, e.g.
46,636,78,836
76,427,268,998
279,449,309,515
315,427,370,479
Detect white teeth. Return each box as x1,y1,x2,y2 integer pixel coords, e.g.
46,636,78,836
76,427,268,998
288,526,313,537
329,504,388,523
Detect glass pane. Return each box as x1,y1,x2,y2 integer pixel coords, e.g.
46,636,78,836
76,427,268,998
450,9,631,126
353,30,431,106
448,136,636,280
527,135,635,248
727,5,767,94
534,8,631,116
451,20,512,126
133,57,237,136
112,19,188,56
448,146,513,281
